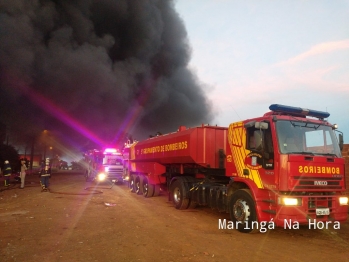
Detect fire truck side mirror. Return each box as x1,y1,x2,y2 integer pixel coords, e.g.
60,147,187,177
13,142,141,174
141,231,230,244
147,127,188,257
338,133,344,151
255,122,268,130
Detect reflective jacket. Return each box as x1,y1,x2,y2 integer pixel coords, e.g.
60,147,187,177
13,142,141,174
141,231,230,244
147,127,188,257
4,163,12,176
41,166,51,177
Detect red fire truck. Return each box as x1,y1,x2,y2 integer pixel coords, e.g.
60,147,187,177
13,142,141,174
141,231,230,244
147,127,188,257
124,104,348,233
84,148,124,183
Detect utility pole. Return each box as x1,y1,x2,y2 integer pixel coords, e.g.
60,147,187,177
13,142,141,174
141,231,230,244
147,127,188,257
30,136,35,171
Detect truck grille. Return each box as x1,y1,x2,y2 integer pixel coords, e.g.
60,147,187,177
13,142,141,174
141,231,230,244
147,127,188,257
107,167,123,177
307,196,333,219
293,176,342,190
308,196,333,210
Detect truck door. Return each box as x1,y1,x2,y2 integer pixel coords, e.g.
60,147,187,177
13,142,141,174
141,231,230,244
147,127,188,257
245,121,276,189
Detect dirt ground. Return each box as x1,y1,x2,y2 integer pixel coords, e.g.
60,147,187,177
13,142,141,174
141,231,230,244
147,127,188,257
0,171,348,262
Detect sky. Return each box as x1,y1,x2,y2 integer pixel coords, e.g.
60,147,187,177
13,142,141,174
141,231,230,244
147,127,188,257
175,0,349,142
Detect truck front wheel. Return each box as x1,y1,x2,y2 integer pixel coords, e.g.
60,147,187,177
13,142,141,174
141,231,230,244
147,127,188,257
229,189,258,233
171,180,189,210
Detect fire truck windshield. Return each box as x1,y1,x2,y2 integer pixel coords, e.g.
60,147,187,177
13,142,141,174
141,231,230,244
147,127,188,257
103,155,123,165
275,120,341,156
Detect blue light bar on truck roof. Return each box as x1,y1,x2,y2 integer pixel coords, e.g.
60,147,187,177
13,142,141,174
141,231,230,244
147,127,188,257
269,104,330,119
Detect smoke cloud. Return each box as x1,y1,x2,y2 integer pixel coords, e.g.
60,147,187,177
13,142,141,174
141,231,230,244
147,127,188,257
0,0,214,150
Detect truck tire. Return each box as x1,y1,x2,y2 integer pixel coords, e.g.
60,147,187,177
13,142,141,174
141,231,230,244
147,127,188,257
229,189,258,233
141,177,154,198
171,179,190,210
135,176,142,195
129,175,136,193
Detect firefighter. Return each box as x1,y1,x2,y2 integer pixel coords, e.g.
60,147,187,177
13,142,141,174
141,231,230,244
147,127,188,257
3,160,12,187
20,158,28,189
40,158,51,192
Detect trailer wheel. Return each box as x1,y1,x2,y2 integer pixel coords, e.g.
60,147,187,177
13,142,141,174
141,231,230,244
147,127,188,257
141,177,154,198
129,175,136,193
229,189,258,233
135,176,142,195
171,180,190,210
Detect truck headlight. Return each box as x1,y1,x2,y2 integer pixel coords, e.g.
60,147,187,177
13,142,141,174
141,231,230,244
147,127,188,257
97,173,106,181
339,196,348,206
278,197,302,206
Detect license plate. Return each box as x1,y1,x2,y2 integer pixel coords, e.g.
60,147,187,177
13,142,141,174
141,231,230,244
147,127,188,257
316,208,330,215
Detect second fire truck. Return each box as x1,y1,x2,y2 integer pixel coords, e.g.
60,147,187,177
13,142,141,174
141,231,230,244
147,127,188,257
84,148,124,183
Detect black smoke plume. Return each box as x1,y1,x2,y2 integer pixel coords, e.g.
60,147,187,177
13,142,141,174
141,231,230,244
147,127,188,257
0,0,214,150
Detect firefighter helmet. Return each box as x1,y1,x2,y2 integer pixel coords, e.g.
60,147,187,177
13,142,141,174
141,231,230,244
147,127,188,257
4,160,9,164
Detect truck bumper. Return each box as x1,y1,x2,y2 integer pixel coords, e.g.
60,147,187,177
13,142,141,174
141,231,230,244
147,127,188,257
274,205,348,227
